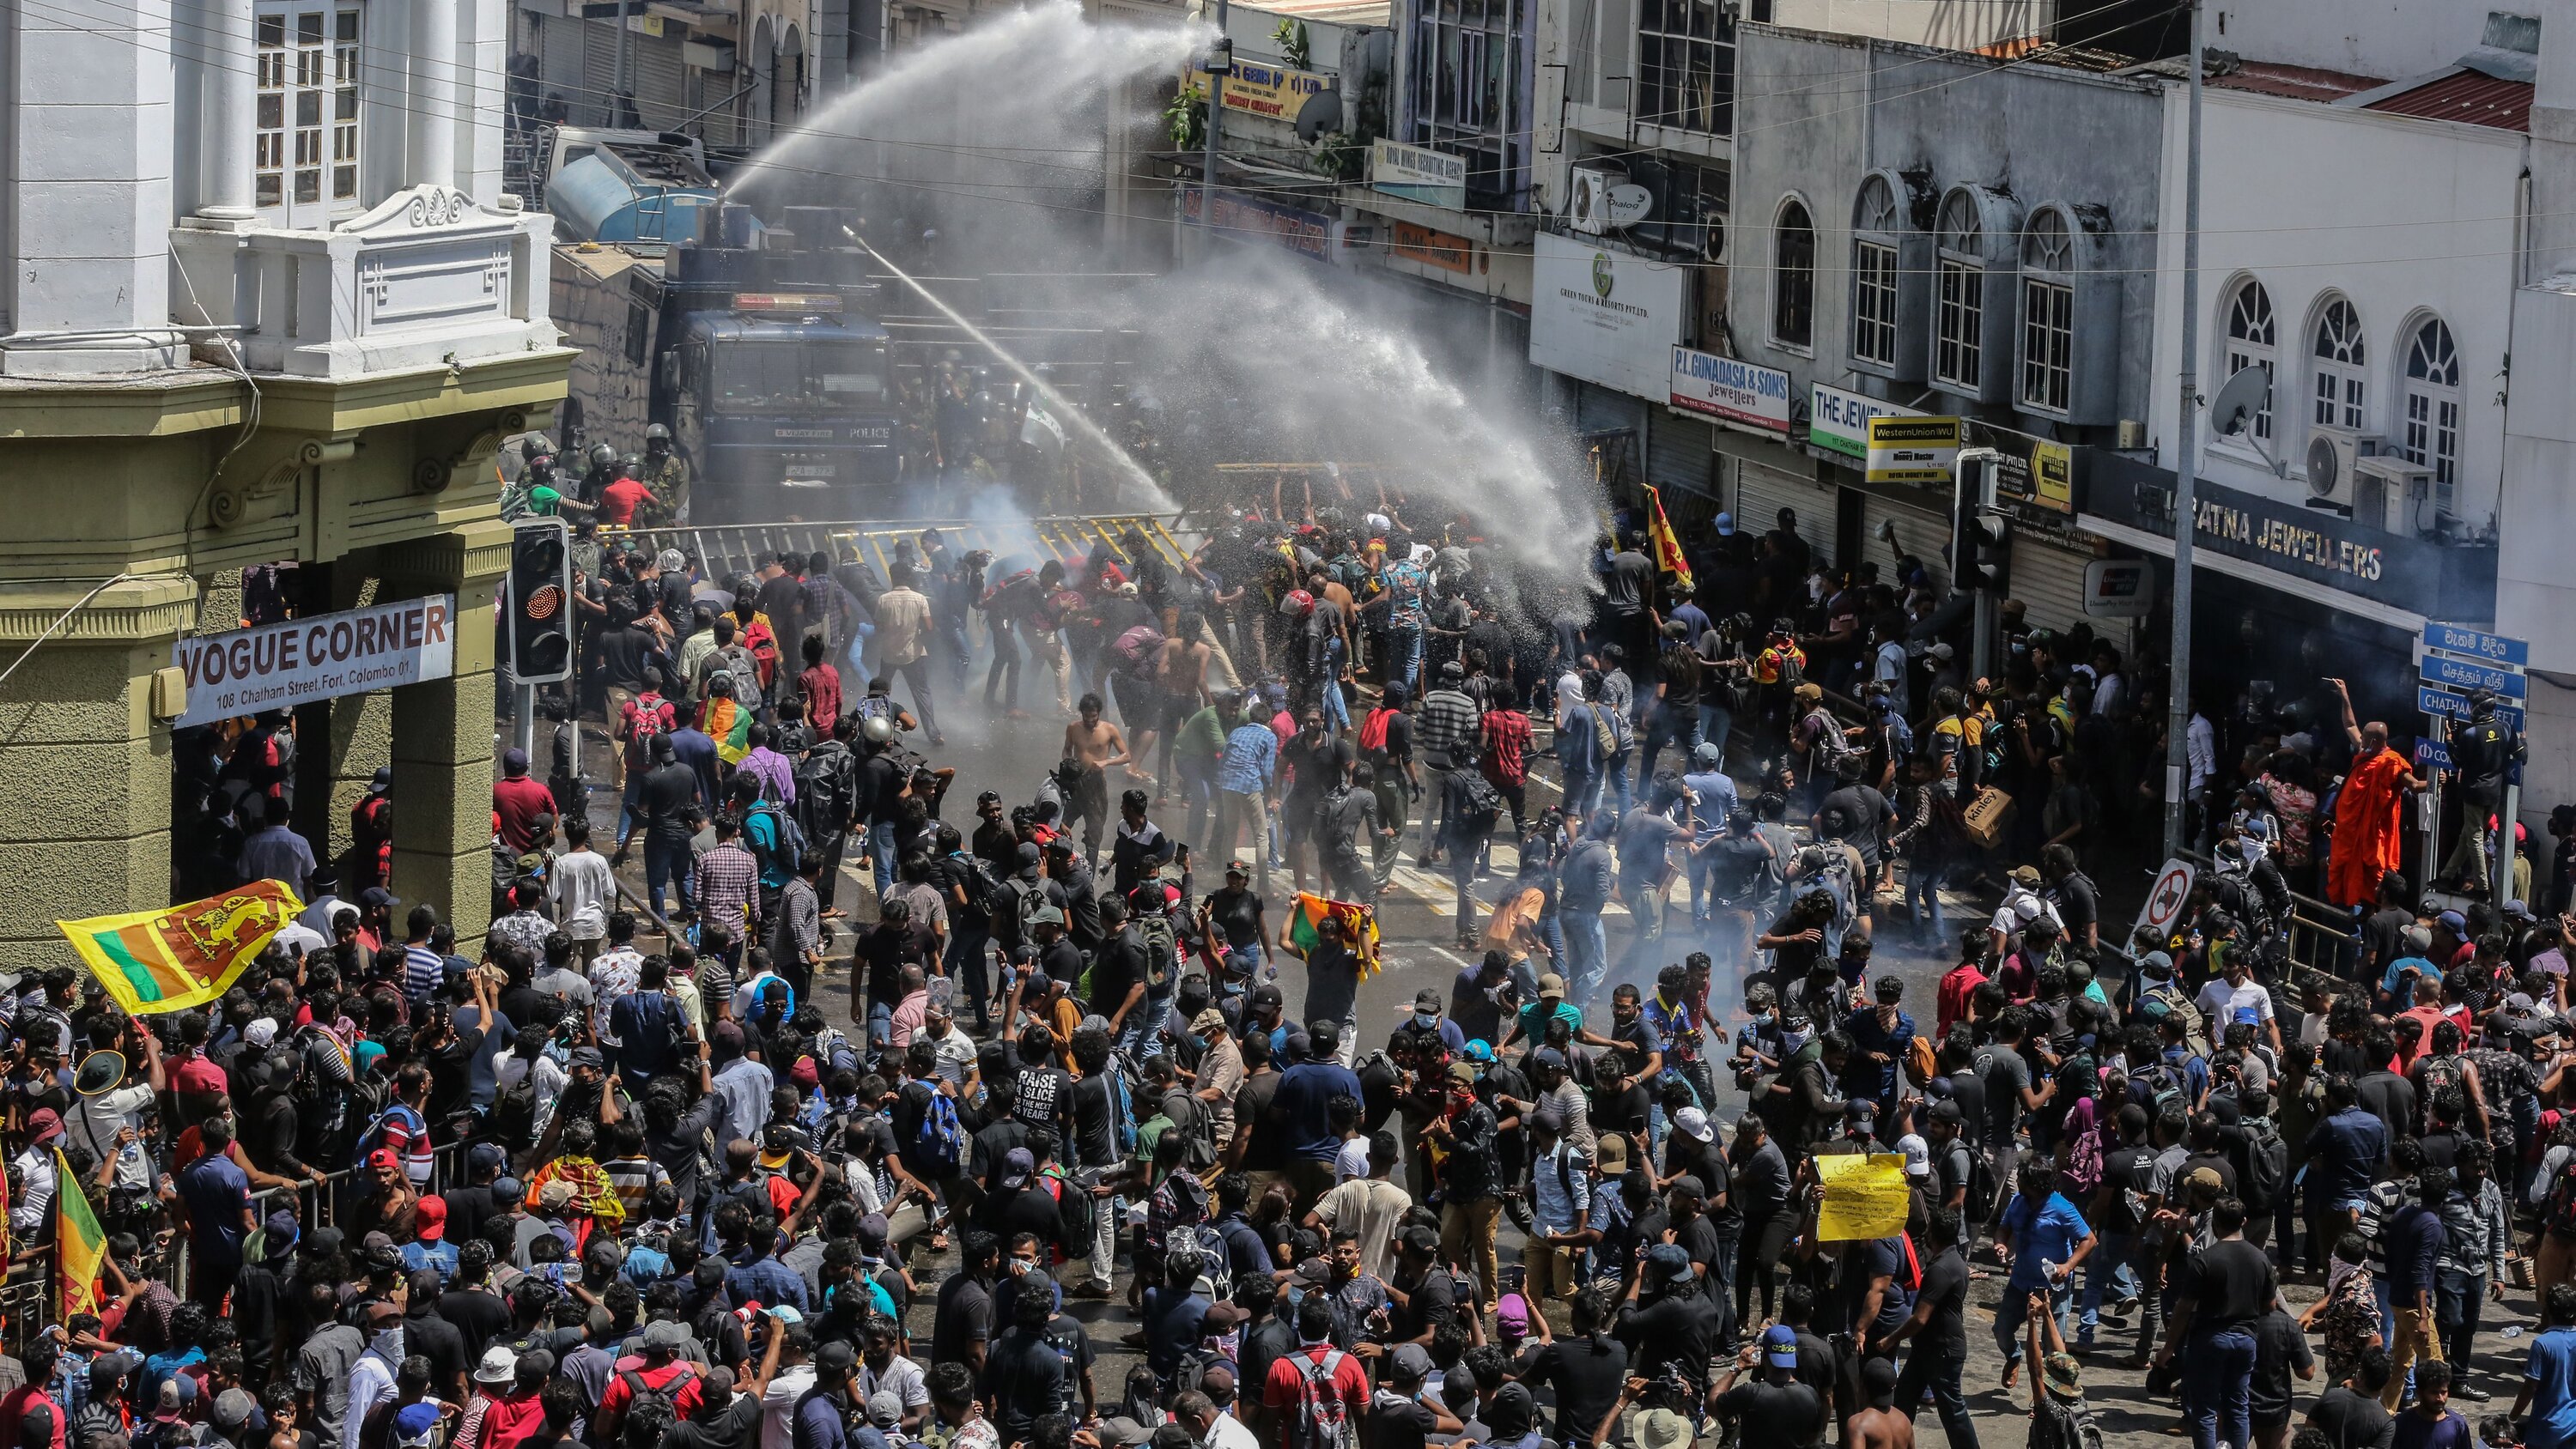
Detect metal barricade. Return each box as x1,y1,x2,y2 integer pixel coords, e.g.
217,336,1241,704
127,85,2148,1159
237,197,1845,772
605,512,1192,586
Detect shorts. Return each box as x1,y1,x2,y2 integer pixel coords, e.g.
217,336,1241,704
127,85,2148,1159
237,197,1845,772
1110,671,1162,731
1283,796,1327,844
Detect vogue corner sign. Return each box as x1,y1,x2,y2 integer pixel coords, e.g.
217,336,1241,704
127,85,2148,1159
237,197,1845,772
171,596,457,729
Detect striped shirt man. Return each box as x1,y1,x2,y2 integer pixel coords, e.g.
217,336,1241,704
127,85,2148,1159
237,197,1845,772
403,940,445,1003
1416,684,1479,768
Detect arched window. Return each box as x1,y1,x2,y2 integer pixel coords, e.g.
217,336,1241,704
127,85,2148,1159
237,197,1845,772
2222,278,2275,442
1850,175,1900,367
1934,188,1985,389
2402,315,2462,507
2017,208,2075,412
2311,295,2366,432
1772,197,1815,350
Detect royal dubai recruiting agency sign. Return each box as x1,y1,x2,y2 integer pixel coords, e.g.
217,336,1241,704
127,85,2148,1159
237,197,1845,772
1528,233,1689,402
171,596,458,729
1669,347,1792,437
1369,139,1468,209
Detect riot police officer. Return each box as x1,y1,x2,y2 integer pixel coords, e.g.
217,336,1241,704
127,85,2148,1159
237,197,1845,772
641,421,690,525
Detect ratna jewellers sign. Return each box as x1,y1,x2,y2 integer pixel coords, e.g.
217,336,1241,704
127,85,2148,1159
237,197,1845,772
2081,450,2495,617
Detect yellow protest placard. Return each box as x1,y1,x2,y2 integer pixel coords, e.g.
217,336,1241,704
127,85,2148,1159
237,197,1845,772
1814,1153,1912,1241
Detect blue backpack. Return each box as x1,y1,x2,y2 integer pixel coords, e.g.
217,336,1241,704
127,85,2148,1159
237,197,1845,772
912,1076,967,1173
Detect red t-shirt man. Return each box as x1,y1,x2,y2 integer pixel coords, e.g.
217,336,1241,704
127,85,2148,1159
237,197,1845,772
492,765,558,856
0,1382,65,1449
597,476,659,527
1261,1342,1367,1449
797,662,842,735
594,1346,702,1442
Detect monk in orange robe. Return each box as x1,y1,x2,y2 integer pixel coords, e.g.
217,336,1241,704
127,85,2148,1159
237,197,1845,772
2326,678,2425,907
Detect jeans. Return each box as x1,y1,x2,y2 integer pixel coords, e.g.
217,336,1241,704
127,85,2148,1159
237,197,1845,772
2437,1266,2490,1372
1562,908,1608,1004
1893,1347,1977,1449
1902,857,1947,936
1698,703,1734,763
1605,745,1634,814
1641,705,1699,779
1116,993,1173,1058
1447,848,1479,940
2184,1326,2257,1449
2079,1229,2139,1334
867,819,899,897
946,924,994,1031
644,834,695,919
983,618,1024,710
1994,1278,2074,1366
1385,622,1424,697
1176,756,1217,854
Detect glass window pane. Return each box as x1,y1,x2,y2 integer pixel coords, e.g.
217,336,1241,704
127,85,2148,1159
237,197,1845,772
296,90,320,125
295,168,321,203
258,93,283,128
258,173,283,207
296,12,322,43
257,14,283,45
335,8,356,39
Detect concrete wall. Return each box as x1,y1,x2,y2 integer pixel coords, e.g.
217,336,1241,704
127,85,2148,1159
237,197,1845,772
2144,88,2524,522
1725,24,2165,428
1771,0,2051,50
2205,0,2500,84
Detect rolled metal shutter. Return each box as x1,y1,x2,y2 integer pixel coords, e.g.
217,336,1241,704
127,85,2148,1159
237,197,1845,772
1649,409,1719,503
580,16,621,124
1860,490,1952,596
1733,458,1834,559
539,14,586,106
634,32,689,130
2007,532,2094,635
1577,384,1648,494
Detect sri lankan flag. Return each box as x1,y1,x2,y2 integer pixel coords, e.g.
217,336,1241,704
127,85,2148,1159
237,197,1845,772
58,880,301,1016
1286,893,1382,981
55,1148,103,1319
702,692,754,766
1645,486,1696,594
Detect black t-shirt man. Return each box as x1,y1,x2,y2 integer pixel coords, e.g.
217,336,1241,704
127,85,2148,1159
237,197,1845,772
1524,1332,1629,1445
2251,1306,2315,1424
1911,1242,1970,1357
979,1325,1068,1440
2308,1384,2395,1449
2176,1238,2276,1333
1717,1379,1824,1447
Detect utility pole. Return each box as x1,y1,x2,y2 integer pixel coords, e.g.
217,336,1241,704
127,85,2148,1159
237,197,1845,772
1200,0,1230,258
2162,0,2205,859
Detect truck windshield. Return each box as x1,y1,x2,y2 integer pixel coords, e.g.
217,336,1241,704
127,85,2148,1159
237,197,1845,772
711,339,887,410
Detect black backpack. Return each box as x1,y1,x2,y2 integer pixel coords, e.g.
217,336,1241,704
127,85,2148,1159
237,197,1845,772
490,1057,542,1151
1455,773,1504,838
746,802,806,876
2239,1117,2287,1212
793,743,858,843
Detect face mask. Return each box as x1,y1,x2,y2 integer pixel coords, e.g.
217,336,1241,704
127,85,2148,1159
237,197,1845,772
372,1327,405,1360
1414,1010,1438,1029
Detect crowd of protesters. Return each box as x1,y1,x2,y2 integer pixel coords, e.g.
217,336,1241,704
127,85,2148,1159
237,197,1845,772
34,491,2576,1449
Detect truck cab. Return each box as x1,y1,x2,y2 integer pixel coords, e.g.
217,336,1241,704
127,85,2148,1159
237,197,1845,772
664,294,896,523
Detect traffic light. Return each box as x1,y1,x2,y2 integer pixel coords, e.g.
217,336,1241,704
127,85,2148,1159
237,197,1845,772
506,519,573,684
1949,461,2013,594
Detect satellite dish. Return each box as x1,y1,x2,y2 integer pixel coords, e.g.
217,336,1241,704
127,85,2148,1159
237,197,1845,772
2208,364,2270,440
1295,87,1344,142
1604,183,1654,227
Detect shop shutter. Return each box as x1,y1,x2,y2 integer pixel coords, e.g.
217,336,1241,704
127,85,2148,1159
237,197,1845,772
2007,532,2094,636
580,15,622,124
1733,459,1834,558
633,33,689,130
1577,385,1648,493
539,14,586,108
1860,490,1952,596
1649,409,1719,503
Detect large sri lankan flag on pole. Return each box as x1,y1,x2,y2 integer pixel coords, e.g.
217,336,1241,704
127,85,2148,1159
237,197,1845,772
1286,893,1382,980
58,880,303,1016
55,1147,103,1319
1645,486,1696,594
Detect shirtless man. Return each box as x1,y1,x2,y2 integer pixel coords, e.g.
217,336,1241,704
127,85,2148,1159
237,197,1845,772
1845,1358,1914,1449
1061,692,1129,867
1309,570,1357,664
1155,615,1218,790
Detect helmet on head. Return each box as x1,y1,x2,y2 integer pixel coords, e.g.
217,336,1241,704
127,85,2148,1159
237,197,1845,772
644,422,671,444
1279,590,1315,617
861,716,896,745
588,442,617,469
519,434,553,462
617,453,643,476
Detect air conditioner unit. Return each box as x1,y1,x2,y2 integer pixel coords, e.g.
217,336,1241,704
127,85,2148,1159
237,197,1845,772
1701,212,1728,264
1569,166,1623,235
2302,425,2385,508
2353,454,2436,534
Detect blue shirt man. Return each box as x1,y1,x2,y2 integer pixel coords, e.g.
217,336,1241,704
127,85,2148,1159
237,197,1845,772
1273,1047,1364,1162
2304,1101,2389,1209
1217,722,1279,795
2001,1185,2093,1294
175,1149,252,1266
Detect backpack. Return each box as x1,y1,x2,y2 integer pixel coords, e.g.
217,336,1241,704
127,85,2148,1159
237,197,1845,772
1288,1348,1353,1449
949,851,1004,923
746,802,806,877
350,1099,422,1167
908,1076,967,1173
2418,1054,2467,1127
2146,1058,2196,1117
1045,1164,1095,1248
1106,1060,1140,1159
1137,912,1179,996
1176,1219,1234,1297
1160,1087,1221,1173
2547,1155,2576,1239
614,1367,696,1439
1455,773,1504,838
2239,1116,2287,1212
1357,707,1395,760
995,876,1042,950
621,694,669,763
1114,625,1166,669
2137,983,2212,1059
793,744,858,843
1905,1034,1938,1089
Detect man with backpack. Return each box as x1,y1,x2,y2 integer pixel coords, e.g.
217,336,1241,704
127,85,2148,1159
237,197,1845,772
891,1040,972,1243
1259,1294,1368,1449
592,1320,705,1447
1436,747,1499,951
793,717,860,920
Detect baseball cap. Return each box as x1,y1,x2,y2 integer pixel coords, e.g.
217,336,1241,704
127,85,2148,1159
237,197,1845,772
359,886,401,908
212,1390,257,1433
367,1147,400,1173
1644,1243,1692,1283
2439,909,2469,932
394,1404,441,1448
1713,512,1735,536
1538,973,1566,1000
1694,742,1722,767
242,1017,279,1048
1674,1106,1714,1143
1388,1343,1434,1382
2010,864,2043,888
469,1141,508,1173
1595,1133,1630,1175
1001,1147,1036,1188
1899,1133,1931,1178
1413,988,1443,1011
568,1046,606,1071
1446,1060,1478,1085
1762,1324,1800,1367
413,1194,447,1240
643,1320,690,1353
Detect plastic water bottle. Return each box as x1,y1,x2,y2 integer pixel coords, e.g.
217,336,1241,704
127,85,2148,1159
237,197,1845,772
2506,1325,2526,1339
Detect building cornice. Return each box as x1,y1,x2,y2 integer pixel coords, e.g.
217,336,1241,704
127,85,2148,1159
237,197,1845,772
0,349,574,440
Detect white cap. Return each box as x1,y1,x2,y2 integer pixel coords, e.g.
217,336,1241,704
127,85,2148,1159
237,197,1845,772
1674,1106,1715,1143
1898,1132,1931,1178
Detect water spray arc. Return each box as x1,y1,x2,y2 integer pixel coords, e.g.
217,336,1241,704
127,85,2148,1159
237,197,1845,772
844,227,1173,512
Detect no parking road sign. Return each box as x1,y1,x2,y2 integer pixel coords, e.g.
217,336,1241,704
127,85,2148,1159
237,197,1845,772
2130,857,2197,954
